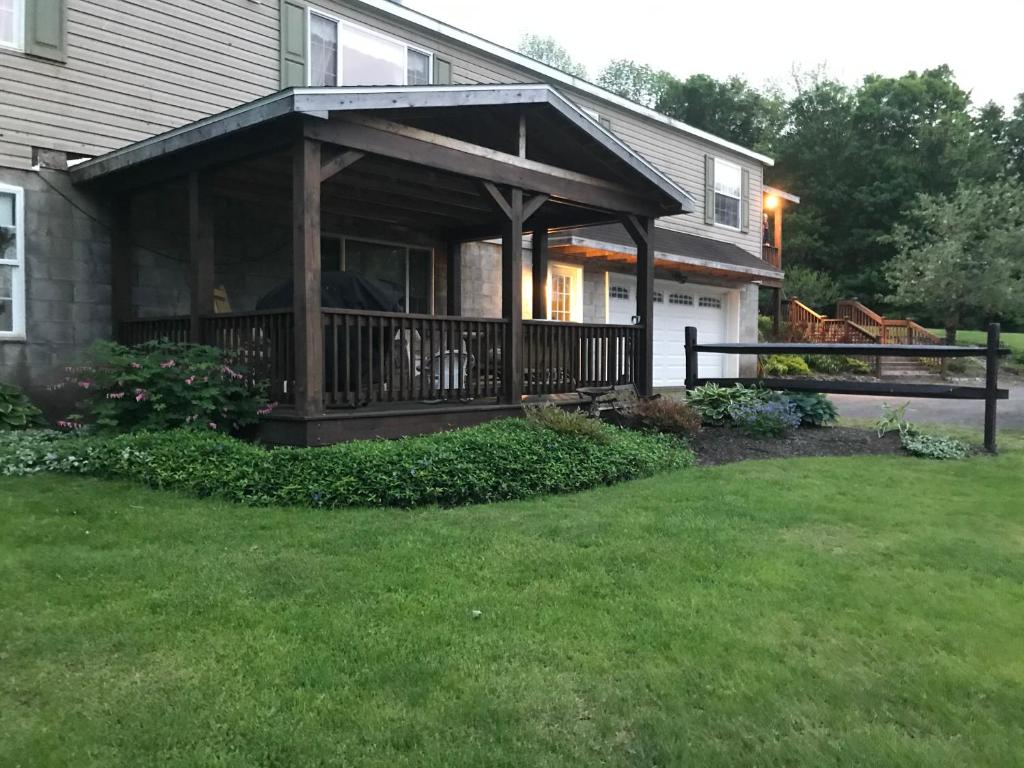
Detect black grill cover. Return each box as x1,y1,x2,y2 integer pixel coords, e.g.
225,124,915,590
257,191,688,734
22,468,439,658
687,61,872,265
255,271,404,312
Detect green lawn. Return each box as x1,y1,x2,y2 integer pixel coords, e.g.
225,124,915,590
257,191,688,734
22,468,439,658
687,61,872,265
927,328,1024,355
3,442,1023,767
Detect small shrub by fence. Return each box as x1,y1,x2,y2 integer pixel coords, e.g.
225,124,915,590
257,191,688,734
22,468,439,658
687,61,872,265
684,323,1010,452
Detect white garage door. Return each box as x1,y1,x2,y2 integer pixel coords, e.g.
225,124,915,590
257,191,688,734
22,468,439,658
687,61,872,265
608,276,729,386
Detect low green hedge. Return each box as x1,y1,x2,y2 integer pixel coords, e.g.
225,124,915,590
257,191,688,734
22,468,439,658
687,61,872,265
0,419,693,509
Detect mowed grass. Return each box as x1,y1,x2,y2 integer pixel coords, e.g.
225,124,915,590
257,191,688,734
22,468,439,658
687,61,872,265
2,441,1023,767
928,328,1024,356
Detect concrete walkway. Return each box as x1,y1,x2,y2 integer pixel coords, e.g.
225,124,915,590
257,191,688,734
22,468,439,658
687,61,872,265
831,379,1024,429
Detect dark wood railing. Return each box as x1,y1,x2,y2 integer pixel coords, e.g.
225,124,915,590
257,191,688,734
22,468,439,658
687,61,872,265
522,320,641,395
762,244,781,268
202,310,295,404
120,316,191,345
121,311,643,409
322,309,507,407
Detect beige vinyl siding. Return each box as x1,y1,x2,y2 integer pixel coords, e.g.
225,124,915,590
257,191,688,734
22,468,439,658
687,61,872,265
0,0,280,168
0,0,763,259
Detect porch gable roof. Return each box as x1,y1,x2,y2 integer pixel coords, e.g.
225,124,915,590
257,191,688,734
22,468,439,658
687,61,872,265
70,85,695,216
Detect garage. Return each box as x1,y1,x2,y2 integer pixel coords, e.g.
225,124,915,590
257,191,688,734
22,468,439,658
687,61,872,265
607,275,731,386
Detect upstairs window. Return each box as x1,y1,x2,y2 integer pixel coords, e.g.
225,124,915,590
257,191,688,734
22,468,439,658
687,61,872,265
0,184,25,339
0,0,22,49
309,10,432,88
713,158,742,229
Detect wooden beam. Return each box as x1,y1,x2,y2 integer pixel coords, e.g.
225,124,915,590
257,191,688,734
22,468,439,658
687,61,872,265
188,172,215,343
518,112,527,158
629,215,655,395
293,138,324,417
502,187,524,403
110,193,133,339
620,214,649,246
446,241,462,316
531,228,549,320
522,193,549,222
481,181,513,220
320,149,365,183
305,116,666,216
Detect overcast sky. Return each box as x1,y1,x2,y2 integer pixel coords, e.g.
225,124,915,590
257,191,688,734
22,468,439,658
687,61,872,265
403,0,1022,111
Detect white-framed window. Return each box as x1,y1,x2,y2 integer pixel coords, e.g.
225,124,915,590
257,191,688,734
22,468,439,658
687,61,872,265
0,183,26,339
320,235,434,314
699,296,722,309
308,8,433,88
713,158,742,229
548,264,582,322
0,0,23,50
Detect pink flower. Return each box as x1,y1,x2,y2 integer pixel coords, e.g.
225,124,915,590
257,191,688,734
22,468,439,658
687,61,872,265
221,365,243,381
57,420,83,431
184,376,196,385
256,401,278,416
107,391,125,400
77,380,93,389
130,362,142,369
160,360,176,369
208,422,218,430
135,388,149,402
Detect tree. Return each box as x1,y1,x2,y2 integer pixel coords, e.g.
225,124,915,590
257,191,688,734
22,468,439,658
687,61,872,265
885,180,1024,342
655,74,785,153
781,266,842,310
517,34,586,79
596,59,672,108
1007,93,1024,181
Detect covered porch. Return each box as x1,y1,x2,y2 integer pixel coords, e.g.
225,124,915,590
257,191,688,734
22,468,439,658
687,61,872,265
72,86,691,444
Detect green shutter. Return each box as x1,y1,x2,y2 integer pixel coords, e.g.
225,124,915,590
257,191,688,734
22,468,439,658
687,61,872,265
280,0,308,88
24,0,66,63
740,167,751,233
433,56,452,85
704,155,715,225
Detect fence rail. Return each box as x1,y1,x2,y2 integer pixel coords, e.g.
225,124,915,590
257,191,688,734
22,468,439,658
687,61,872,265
684,324,1010,453
120,316,191,345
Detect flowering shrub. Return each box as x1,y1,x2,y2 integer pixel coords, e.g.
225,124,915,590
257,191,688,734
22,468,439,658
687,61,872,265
728,399,802,438
0,420,694,508
627,396,702,436
58,340,274,435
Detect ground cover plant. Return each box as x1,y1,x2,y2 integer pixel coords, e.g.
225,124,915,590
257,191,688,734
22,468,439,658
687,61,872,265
779,391,839,427
685,383,772,425
728,399,802,438
760,354,812,376
2,436,1022,767
0,419,692,508
874,401,971,460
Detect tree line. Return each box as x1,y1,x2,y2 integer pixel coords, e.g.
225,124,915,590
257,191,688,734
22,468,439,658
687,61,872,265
519,35,1024,338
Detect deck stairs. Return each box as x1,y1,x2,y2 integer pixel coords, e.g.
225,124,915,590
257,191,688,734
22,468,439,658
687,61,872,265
786,299,944,378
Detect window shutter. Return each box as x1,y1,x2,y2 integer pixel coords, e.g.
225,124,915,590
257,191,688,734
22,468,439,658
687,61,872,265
24,0,66,63
433,56,453,85
280,0,308,88
740,167,751,233
704,155,715,225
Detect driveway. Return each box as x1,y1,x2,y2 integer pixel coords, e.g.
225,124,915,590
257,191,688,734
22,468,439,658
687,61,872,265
831,379,1024,429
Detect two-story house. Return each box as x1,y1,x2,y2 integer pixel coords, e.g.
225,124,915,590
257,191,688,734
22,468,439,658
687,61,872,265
0,0,786,444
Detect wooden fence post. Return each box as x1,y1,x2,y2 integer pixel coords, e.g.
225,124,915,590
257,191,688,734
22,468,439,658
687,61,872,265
984,322,1000,453
684,326,698,390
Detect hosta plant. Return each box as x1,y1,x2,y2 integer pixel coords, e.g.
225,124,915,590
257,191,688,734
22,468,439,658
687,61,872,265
0,382,46,430
778,391,838,427
686,383,771,425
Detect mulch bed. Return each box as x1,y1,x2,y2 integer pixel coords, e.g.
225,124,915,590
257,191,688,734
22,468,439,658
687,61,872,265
691,426,903,467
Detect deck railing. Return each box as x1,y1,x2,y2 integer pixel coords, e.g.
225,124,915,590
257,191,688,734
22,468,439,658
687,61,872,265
321,309,507,407
522,320,641,395
121,310,643,408
762,244,781,268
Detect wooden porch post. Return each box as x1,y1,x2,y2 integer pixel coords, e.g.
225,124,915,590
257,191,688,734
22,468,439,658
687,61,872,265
446,241,462,316
772,286,783,337
293,137,323,416
531,227,548,320
188,171,214,344
501,188,524,403
623,215,655,396
110,193,133,342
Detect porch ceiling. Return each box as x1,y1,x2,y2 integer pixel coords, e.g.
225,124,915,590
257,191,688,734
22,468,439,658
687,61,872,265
70,85,694,232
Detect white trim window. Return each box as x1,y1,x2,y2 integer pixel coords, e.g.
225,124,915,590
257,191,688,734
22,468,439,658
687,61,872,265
0,183,26,339
548,263,583,322
308,9,433,88
0,0,23,50
713,158,742,229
